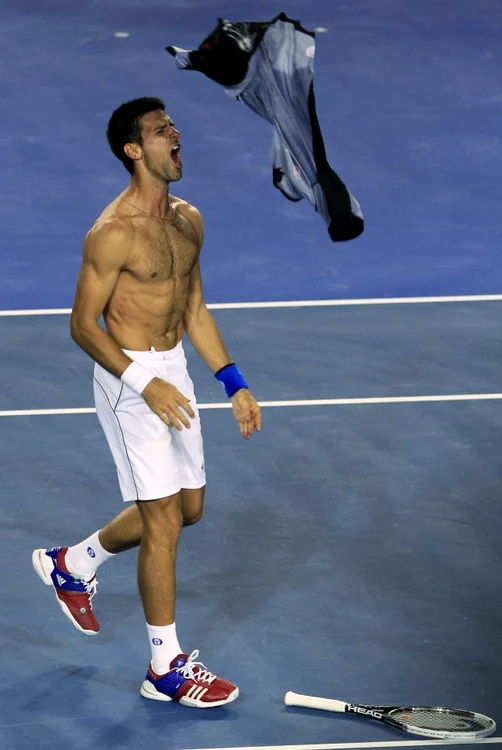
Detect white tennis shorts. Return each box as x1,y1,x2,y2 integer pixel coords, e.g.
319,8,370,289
93,342,206,502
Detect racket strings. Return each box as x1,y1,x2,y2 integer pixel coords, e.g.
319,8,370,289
390,708,493,733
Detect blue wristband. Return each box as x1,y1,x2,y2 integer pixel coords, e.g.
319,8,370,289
215,363,249,398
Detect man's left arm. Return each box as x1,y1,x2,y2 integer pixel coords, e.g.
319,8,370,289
181,205,261,440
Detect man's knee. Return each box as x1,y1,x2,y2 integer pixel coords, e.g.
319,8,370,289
181,487,205,527
182,507,203,527
137,493,184,536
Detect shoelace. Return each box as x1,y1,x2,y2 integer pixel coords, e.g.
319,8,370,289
82,576,98,610
175,650,217,684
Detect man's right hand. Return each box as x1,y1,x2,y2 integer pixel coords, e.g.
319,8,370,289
142,377,195,430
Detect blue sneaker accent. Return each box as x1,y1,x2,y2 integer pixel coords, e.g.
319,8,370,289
145,662,189,699
45,547,88,594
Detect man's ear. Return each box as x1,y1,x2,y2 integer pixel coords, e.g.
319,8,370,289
123,142,142,162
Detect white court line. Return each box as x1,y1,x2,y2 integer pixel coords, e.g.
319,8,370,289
187,739,502,750
2,393,502,418
1,294,502,316
0,308,73,316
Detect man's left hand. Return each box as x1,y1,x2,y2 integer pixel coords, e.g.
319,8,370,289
231,390,261,440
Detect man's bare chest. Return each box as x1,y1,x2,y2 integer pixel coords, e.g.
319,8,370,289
129,218,199,282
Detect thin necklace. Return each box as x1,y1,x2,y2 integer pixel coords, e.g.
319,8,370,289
123,197,172,219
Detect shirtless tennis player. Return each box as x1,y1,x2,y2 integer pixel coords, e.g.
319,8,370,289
32,97,261,708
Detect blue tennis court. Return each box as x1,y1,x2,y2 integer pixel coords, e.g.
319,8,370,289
1,0,501,749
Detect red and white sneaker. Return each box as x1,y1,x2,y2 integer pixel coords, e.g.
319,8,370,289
32,546,99,636
140,650,239,708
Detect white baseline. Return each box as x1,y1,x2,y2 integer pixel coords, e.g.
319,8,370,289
186,738,502,750
1,393,502,418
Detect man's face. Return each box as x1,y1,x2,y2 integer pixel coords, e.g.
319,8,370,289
137,110,182,182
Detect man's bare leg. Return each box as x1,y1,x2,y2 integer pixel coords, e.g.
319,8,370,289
62,505,143,579
57,487,204,584
180,487,205,527
136,487,238,705
99,505,143,553
136,493,183,625
135,492,186,674
97,485,205,556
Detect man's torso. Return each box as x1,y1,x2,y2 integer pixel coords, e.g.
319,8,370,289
96,194,200,351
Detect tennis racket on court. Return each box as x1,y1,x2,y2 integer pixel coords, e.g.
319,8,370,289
284,691,496,740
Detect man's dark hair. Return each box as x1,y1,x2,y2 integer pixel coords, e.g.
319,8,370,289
106,97,166,174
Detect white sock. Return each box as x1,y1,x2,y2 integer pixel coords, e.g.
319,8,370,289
65,530,116,580
147,622,183,674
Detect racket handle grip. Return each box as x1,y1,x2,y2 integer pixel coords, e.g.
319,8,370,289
284,691,347,713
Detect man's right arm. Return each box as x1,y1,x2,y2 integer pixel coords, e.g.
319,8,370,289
70,221,135,378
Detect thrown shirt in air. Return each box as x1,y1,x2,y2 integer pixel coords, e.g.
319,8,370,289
167,12,364,242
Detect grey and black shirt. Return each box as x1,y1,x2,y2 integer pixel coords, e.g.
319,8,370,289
167,13,363,242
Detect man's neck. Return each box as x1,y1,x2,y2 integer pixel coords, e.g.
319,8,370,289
125,174,171,217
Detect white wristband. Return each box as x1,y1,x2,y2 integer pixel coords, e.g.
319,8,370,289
120,361,155,395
